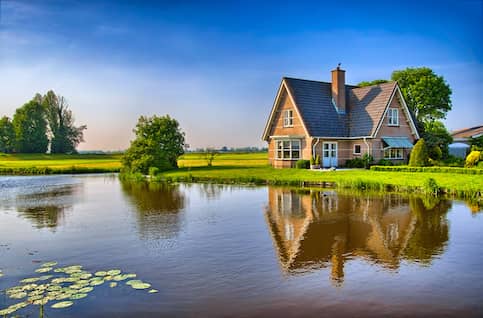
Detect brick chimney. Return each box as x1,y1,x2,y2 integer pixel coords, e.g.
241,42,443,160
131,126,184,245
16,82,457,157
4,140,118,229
331,64,346,113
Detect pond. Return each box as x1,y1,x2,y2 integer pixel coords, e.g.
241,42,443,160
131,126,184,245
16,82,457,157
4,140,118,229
0,175,482,317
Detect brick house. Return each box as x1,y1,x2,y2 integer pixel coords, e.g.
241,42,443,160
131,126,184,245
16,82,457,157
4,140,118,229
262,66,420,168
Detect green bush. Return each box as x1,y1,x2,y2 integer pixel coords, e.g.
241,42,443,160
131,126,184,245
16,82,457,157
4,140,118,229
315,155,321,165
409,138,429,167
149,166,160,177
362,153,374,168
423,177,440,196
429,145,443,160
295,159,310,169
345,158,365,168
370,165,483,175
465,150,481,168
377,159,393,166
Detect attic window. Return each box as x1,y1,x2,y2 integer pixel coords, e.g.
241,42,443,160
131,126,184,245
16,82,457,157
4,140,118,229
283,109,293,127
388,108,399,126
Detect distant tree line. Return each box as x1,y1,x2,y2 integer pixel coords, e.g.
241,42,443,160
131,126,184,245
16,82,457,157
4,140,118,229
0,91,86,154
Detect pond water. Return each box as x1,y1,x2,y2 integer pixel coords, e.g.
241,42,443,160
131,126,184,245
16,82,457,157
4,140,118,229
0,175,482,317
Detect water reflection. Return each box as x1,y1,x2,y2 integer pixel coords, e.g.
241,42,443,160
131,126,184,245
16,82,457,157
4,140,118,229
0,177,82,230
265,188,451,286
121,181,186,241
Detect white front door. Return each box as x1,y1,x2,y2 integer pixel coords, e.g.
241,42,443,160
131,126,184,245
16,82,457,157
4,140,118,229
322,142,338,168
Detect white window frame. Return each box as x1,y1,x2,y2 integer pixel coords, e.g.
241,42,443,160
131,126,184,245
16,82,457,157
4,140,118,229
353,144,362,155
384,148,403,159
275,139,301,160
283,109,294,127
388,108,399,126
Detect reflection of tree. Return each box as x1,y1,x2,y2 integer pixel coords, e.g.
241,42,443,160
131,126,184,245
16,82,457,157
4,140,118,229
197,183,223,200
265,188,452,285
403,198,451,264
121,181,186,241
15,185,80,230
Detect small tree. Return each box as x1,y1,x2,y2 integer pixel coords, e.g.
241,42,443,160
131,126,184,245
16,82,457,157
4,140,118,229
121,115,185,174
203,148,218,167
0,116,15,153
409,138,429,167
465,151,481,168
12,96,49,153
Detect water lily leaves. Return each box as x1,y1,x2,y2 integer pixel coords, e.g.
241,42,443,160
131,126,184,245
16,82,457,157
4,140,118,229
38,274,53,281
148,289,158,293
51,301,74,309
28,295,44,302
95,271,108,277
70,293,88,300
89,279,104,286
79,286,93,293
32,298,49,306
0,301,28,315
41,261,58,267
113,273,136,281
35,267,53,273
79,273,92,280
130,282,151,290
47,284,62,291
9,291,27,299
109,282,117,288
20,277,40,284
126,279,143,286
107,269,121,276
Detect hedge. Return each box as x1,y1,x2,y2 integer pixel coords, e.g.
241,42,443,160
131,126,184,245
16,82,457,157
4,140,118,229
370,165,483,175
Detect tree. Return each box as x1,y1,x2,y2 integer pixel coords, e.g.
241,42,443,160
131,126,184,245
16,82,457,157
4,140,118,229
357,79,389,87
122,115,185,174
0,116,16,153
42,91,87,153
391,67,452,125
422,121,453,159
203,148,219,166
409,138,429,167
12,97,49,153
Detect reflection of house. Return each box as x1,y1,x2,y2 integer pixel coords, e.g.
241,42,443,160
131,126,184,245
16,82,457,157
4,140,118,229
265,188,418,286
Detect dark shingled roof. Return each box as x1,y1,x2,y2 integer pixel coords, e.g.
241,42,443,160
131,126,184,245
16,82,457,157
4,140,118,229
283,77,397,137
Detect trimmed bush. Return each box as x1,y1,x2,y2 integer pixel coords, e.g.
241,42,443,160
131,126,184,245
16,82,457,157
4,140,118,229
295,159,310,169
429,145,443,160
345,158,365,168
377,159,393,166
409,139,429,167
370,165,483,175
465,151,481,168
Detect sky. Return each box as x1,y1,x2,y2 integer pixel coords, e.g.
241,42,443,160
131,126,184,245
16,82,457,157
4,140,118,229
0,0,482,151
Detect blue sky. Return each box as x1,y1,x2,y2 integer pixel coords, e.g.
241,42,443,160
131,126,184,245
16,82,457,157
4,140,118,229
0,0,482,150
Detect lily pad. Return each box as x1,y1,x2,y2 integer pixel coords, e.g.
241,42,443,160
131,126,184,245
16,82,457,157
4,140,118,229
95,271,108,277
51,301,74,309
107,269,121,276
109,282,117,288
79,286,93,293
70,293,88,300
90,279,104,286
130,282,151,290
126,279,143,286
80,273,93,280
20,277,40,284
38,274,53,281
32,298,49,306
148,289,159,293
41,261,58,267
35,267,53,273
9,291,27,299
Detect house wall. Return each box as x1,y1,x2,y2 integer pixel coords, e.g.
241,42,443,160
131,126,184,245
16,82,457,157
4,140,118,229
371,94,417,162
313,139,371,167
267,88,312,167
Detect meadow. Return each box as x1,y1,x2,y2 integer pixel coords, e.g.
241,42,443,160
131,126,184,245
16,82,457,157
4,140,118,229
1,152,481,198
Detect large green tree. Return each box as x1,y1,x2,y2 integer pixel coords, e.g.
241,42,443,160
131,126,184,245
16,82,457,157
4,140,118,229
122,115,185,174
13,96,49,153
0,116,16,153
391,67,452,124
42,90,87,153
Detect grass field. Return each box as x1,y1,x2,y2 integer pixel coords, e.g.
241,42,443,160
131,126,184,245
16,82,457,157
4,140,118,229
1,152,481,198
0,153,122,174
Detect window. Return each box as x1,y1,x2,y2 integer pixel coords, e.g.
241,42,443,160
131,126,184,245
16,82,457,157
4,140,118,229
384,148,403,159
276,140,301,160
283,109,293,127
353,144,361,154
388,108,399,126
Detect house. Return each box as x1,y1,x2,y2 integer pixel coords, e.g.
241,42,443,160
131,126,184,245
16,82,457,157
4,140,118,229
448,125,483,158
262,66,420,168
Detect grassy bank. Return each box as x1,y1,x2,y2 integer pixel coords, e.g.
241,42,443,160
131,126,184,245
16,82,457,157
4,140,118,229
0,153,122,174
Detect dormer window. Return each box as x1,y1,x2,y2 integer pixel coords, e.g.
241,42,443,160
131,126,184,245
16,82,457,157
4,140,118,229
388,108,399,126
283,109,294,127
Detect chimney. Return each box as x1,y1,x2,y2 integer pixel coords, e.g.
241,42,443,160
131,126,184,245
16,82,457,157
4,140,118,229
331,63,346,113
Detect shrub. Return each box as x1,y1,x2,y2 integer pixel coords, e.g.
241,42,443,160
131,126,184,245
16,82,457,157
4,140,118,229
295,159,310,169
409,139,429,167
362,153,373,169
465,151,481,168
345,158,365,168
149,166,160,177
315,155,321,165
429,145,443,160
377,159,393,166
370,165,483,174
423,177,440,196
